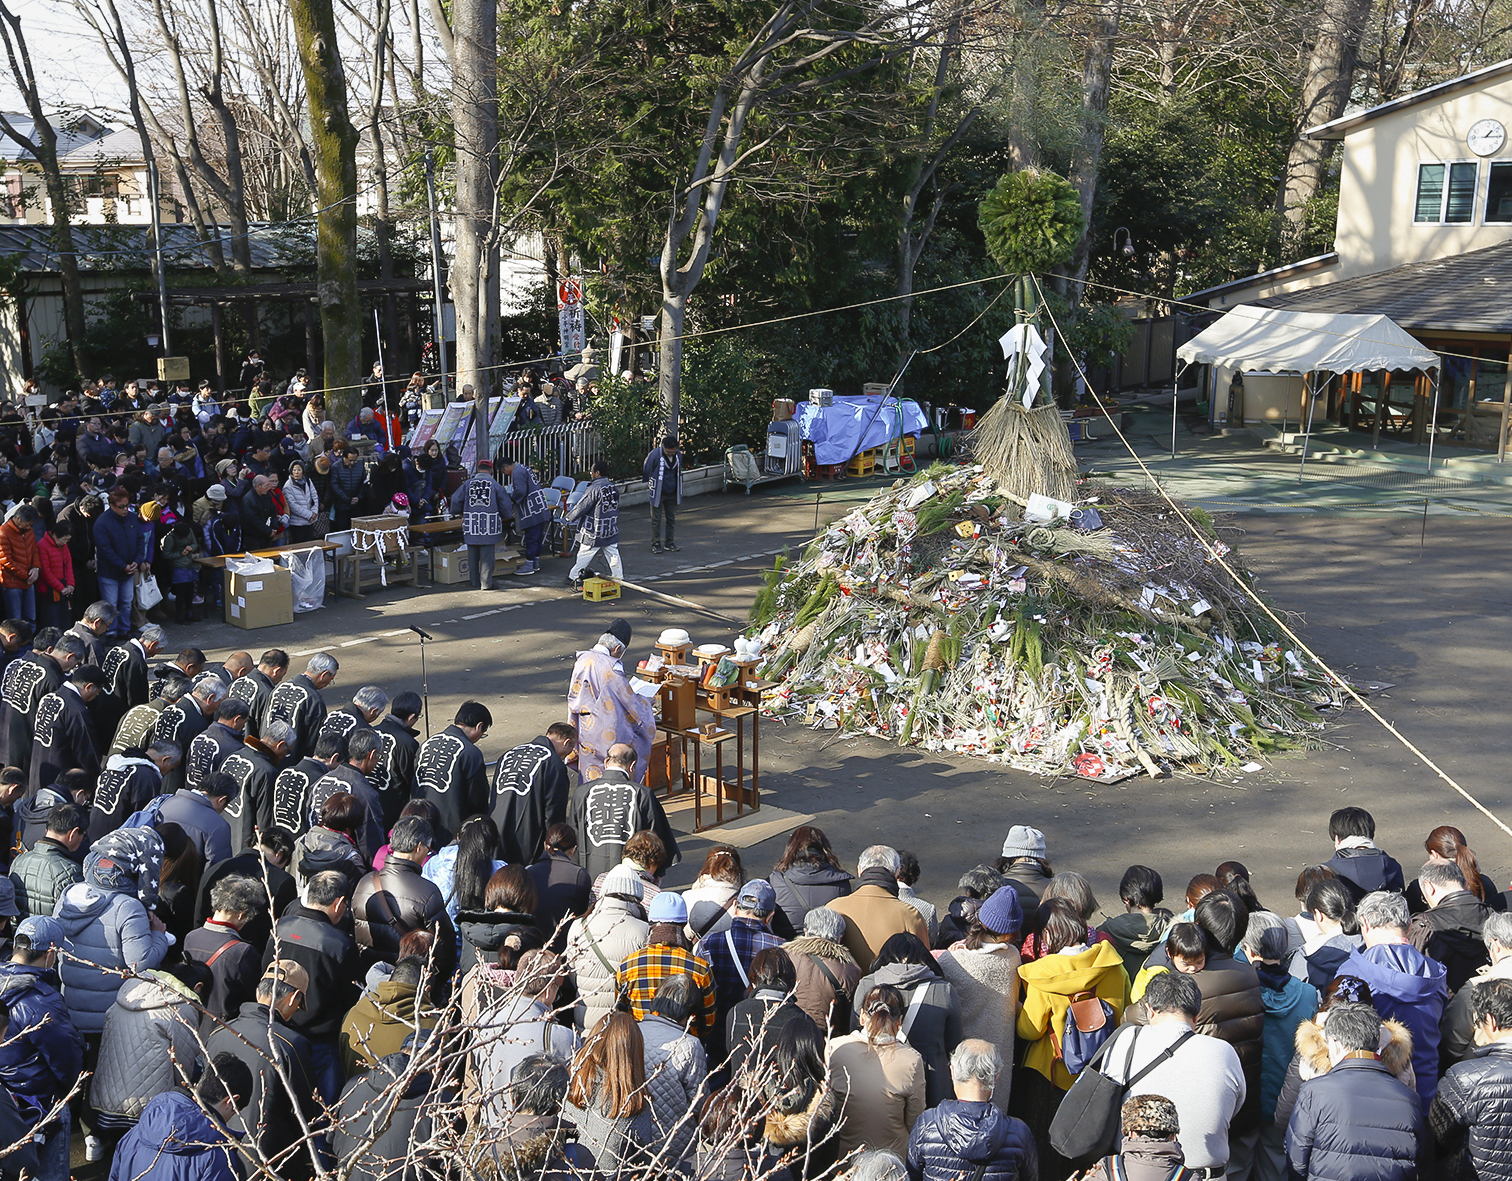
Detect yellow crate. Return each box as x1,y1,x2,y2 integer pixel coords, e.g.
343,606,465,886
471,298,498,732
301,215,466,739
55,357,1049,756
583,577,621,601
847,449,877,476
902,435,916,453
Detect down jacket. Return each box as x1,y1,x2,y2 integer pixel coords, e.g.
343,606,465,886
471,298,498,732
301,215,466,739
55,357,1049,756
54,882,171,1034
107,1090,240,1181
1285,1056,1424,1181
93,971,203,1125
1431,1040,1512,1181
906,1098,1038,1181
1273,1011,1416,1131
351,856,457,980
0,960,81,1108
564,896,649,1032
282,475,320,527
768,862,853,941
641,1012,708,1168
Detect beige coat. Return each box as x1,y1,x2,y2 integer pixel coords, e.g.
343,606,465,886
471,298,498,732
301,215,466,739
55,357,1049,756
826,1032,926,1157
825,885,930,974
787,934,862,1036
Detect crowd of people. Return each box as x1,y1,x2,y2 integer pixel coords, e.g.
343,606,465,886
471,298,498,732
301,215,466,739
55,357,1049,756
0,589,1497,1181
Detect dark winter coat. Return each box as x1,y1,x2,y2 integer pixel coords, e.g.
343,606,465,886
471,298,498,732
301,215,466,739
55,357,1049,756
853,961,963,1107
96,639,150,740
310,763,385,865
197,850,296,954
271,756,331,841
907,1098,1038,1181
107,1090,240,1181
491,736,572,865
157,789,233,865
185,721,243,793
569,767,680,883
1407,891,1491,994
768,861,854,941
182,921,261,1023
55,882,171,1034
0,961,82,1107
265,673,328,759
1285,1056,1424,1181
292,826,366,896
93,508,142,579
153,699,212,794
226,667,278,737
1324,845,1406,904
331,1054,448,1181
1340,943,1449,1110
28,684,98,792
352,856,457,979
264,903,363,1040
1431,1040,1512,1181
373,714,420,825
204,1002,323,1181
0,652,62,773
527,851,592,947
8,836,82,920
458,907,540,975
414,724,489,847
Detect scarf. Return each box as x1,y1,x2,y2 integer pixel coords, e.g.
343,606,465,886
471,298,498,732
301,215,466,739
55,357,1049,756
650,922,691,951
1255,960,1294,991
858,867,900,896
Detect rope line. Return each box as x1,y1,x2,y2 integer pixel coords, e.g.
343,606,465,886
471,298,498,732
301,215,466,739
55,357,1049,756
1030,273,1512,841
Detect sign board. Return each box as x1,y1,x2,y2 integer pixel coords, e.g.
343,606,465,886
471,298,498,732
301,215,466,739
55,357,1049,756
432,401,473,449
489,395,522,453
157,356,190,381
407,406,444,449
458,397,505,467
559,303,586,357
557,278,583,307
609,330,624,376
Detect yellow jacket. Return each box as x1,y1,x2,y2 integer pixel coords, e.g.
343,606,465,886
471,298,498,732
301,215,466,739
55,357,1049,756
1129,962,1168,1003
1015,941,1128,1089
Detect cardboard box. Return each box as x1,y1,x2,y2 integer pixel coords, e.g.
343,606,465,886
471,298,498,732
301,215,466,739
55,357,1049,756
224,565,293,629
431,546,471,585
772,398,796,421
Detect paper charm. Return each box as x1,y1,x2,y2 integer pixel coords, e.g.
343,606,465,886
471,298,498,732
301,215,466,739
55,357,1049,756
998,323,1049,408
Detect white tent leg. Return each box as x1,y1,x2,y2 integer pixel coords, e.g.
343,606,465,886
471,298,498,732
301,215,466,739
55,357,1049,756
1297,372,1317,484
1425,372,1441,475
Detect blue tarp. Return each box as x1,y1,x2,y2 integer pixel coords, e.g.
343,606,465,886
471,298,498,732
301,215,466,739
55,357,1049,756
794,396,930,465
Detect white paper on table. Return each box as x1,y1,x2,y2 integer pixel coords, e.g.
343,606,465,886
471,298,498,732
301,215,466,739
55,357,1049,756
628,677,662,698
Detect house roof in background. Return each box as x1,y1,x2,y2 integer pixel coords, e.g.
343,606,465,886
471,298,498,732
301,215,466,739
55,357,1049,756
1255,240,1512,334
60,127,145,168
0,113,110,163
0,223,312,271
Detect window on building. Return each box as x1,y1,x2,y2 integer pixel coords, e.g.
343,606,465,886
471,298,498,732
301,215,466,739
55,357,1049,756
1414,162,1478,223
1487,162,1512,223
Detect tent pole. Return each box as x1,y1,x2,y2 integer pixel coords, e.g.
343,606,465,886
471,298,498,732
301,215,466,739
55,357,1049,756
1425,370,1441,475
1170,363,1184,460
1298,371,1316,484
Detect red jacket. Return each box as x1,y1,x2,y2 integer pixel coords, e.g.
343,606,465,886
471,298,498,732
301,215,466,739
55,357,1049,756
36,533,73,599
0,519,36,590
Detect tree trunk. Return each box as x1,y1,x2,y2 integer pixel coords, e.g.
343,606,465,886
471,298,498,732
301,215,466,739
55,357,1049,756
1069,0,1120,290
289,0,361,426
1008,0,1047,169
369,0,400,382
1279,0,1371,222
453,0,500,438
0,0,90,378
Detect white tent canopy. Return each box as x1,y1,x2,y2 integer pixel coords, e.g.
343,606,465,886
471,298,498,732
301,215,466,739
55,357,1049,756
1177,304,1440,376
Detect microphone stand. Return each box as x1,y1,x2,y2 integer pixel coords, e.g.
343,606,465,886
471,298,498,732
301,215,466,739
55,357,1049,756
410,626,433,737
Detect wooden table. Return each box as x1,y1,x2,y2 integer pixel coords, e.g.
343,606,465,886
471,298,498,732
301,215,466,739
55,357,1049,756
668,722,758,832
195,541,341,570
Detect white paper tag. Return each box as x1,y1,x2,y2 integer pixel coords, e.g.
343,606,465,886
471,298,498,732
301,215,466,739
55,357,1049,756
230,604,240,618
245,580,263,592
237,597,246,608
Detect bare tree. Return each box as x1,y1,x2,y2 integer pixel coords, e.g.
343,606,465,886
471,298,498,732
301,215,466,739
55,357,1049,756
289,0,362,423
0,0,91,378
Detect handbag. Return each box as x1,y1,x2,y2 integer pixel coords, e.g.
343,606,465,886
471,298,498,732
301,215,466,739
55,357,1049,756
1049,1026,1194,1161
134,570,163,610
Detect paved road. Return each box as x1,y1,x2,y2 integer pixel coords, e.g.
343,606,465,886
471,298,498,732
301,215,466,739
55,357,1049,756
172,433,1512,941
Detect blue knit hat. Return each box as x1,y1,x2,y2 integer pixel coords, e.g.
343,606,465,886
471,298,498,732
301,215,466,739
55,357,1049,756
978,886,1023,936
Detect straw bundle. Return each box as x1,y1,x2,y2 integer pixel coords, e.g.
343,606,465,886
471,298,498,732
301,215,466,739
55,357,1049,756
972,400,1077,502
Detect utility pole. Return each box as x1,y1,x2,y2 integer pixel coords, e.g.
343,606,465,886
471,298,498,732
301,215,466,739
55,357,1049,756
423,144,450,404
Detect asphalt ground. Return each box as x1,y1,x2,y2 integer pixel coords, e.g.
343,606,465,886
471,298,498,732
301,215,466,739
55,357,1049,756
68,421,1512,1171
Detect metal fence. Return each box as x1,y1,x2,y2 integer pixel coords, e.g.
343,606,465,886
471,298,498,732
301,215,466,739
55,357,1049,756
496,422,603,484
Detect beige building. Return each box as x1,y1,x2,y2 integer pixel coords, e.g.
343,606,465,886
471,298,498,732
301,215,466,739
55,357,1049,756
1192,60,1512,449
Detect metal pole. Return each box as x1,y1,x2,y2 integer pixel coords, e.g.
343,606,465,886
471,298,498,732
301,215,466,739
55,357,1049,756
1298,372,1317,483
1426,371,1441,475
1170,364,1181,460
373,308,387,417
423,145,449,403
147,157,171,356
410,626,433,738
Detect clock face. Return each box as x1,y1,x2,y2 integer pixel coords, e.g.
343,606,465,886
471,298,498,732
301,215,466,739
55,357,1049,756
1468,118,1506,156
